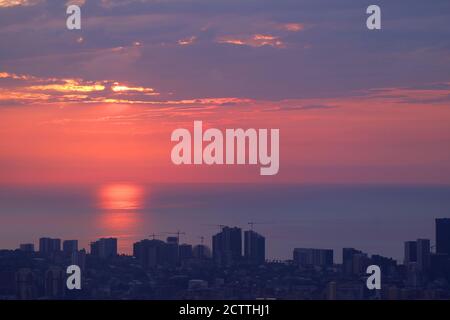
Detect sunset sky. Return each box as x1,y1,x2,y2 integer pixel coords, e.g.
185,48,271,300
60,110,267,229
1,0,450,186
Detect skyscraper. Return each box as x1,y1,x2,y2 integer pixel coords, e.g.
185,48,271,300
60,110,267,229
244,230,265,265
326,281,337,300
166,237,179,266
19,243,34,252
193,244,211,259
44,267,65,298
404,241,417,265
133,239,174,268
71,249,86,271
436,218,450,255
63,240,78,254
416,238,431,271
179,244,193,261
15,268,37,300
371,254,397,276
90,238,117,259
212,226,242,267
39,237,61,255
293,248,333,268
166,236,179,245
342,248,362,275
133,239,151,268
351,252,370,275
90,241,99,256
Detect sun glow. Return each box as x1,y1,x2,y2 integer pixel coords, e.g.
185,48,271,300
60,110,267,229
96,184,145,253
99,184,143,210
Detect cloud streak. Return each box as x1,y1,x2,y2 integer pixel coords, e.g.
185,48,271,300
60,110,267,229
0,0,41,7
0,71,160,105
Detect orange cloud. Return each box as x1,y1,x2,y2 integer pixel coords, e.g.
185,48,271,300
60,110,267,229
66,0,85,5
0,71,266,107
111,83,157,95
217,34,285,48
0,0,41,7
177,36,197,46
281,23,305,32
0,71,36,81
0,71,163,105
29,79,106,93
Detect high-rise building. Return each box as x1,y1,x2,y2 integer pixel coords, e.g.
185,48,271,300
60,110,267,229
326,281,337,300
166,236,179,245
19,243,34,252
133,239,168,268
71,249,86,271
179,244,193,261
352,252,370,275
166,237,179,266
293,248,333,268
44,267,65,298
193,244,211,259
404,241,417,265
244,230,265,265
371,254,397,276
133,239,150,267
90,241,99,256
99,238,117,259
430,253,450,278
406,262,421,287
212,226,242,267
416,238,431,271
39,237,61,255
15,268,37,300
90,238,117,259
342,248,363,275
0,270,15,295
63,240,78,254
436,218,450,255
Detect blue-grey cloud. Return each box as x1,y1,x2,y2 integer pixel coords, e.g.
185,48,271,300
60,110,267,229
0,0,449,101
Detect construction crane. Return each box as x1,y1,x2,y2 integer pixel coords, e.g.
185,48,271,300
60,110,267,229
202,224,226,232
164,230,186,243
248,221,272,231
202,224,227,231
148,233,163,240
